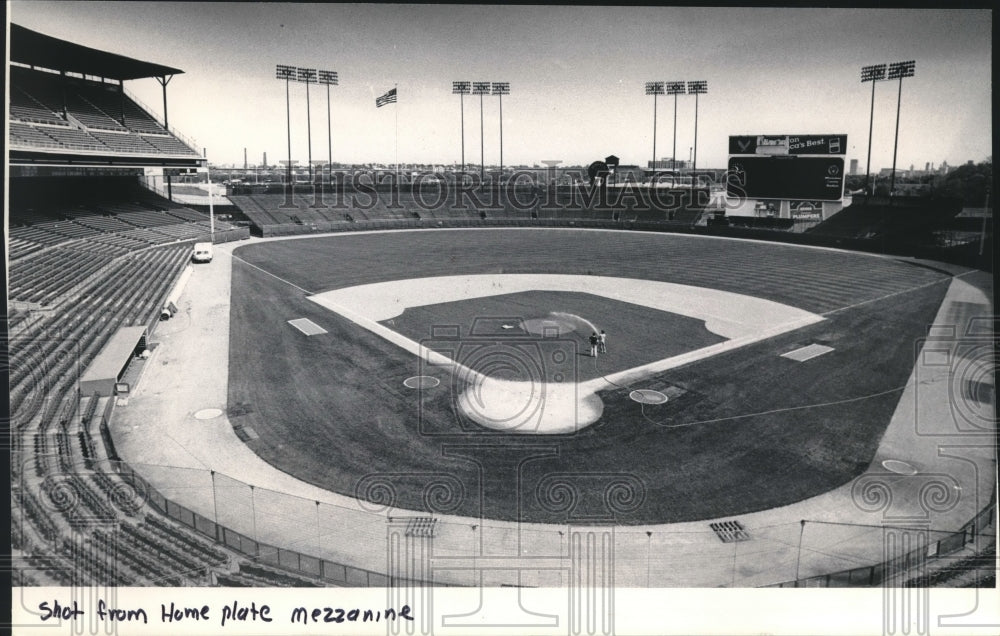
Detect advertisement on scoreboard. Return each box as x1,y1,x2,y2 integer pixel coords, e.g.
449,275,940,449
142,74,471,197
728,134,847,156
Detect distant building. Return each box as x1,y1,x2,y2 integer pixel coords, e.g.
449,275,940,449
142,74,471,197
647,158,689,170
850,159,858,175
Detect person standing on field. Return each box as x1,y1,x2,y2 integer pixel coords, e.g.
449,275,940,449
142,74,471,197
599,330,607,354
589,332,599,357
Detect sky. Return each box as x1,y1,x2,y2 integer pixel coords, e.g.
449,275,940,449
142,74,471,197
8,3,993,170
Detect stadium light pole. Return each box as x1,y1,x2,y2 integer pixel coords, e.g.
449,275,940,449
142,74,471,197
492,82,510,179
453,81,471,175
208,167,215,237
473,82,491,184
645,82,665,174
297,67,317,182
860,63,887,197
276,65,296,188
666,81,686,178
318,70,339,179
688,80,708,201
886,60,915,199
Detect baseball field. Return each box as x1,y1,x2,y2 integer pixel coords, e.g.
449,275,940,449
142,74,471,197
225,229,959,524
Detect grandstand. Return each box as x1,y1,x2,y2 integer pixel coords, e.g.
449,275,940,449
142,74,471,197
6,25,255,587
229,184,712,236
8,26,200,163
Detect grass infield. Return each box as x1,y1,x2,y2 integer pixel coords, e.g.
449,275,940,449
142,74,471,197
228,229,953,524
383,290,726,383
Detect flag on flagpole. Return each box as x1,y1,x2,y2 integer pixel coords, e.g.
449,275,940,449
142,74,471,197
376,87,397,108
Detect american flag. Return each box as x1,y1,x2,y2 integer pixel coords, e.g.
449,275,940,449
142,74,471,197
376,87,397,108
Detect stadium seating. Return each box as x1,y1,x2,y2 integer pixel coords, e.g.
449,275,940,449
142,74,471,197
9,122,64,147
40,125,104,150
140,134,199,156
9,83,68,126
65,91,129,131
10,67,198,156
87,130,159,154
228,186,709,234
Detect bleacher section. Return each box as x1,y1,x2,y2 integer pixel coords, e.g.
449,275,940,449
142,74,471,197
35,125,103,149
66,92,129,131
807,197,964,240
8,178,242,307
6,233,347,587
229,187,709,235
10,122,66,146
10,82,68,126
88,130,159,154
9,66,198,157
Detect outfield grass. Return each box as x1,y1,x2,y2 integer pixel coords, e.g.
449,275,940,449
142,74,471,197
228,229,955,524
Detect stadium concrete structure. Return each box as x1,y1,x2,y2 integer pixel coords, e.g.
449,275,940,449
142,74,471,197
7,27,996,592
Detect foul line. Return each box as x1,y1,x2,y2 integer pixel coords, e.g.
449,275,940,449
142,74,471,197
821,272,966,318
639,384,908,429
230,253,313,295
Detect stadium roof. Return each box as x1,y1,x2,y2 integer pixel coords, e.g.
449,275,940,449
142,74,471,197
10,24,184,80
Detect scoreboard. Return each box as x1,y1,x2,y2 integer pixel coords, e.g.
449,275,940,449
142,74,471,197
727,156,845,201
727,133,847,202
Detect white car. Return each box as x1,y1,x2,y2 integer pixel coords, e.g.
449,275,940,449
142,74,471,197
191,242,214,263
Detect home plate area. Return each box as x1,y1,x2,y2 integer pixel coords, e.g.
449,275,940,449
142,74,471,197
308,274,823,434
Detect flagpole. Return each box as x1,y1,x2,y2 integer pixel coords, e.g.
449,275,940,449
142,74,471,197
394,83,399,186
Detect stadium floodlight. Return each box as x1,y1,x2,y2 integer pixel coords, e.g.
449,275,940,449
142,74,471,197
687,80,708,95
453,82,471,173
665,81,686,95
276,65,297,186
887,61,916,197
687,81,708,197
860,64,887,196
665,81,686,173
492,82,510,177
886,60,915,80
645,82,665,172
316,70,338,85
317,70,339,172
860,63,887,83
472,82,491,182
296,67,317,83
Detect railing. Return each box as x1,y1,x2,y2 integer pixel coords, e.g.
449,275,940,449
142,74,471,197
8,136,199,158
122,85,201,154
766,502,996,588
106,458,391,587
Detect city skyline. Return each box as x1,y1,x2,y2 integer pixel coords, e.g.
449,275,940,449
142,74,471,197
10,3,992,170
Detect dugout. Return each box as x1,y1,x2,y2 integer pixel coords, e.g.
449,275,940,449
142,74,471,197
80,326,148,396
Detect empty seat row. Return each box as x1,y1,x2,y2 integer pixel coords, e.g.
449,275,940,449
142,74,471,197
140,134,198,155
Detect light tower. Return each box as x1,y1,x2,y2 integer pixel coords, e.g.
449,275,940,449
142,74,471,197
886,60,916,197
317,69,339,177
687,80,708,197
296,67,317,182
492,82,510,178
645,82,665,173
275,64,296,186
472,81,491,183
452,81,471,174
665,81,686,175
860,63,887,196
